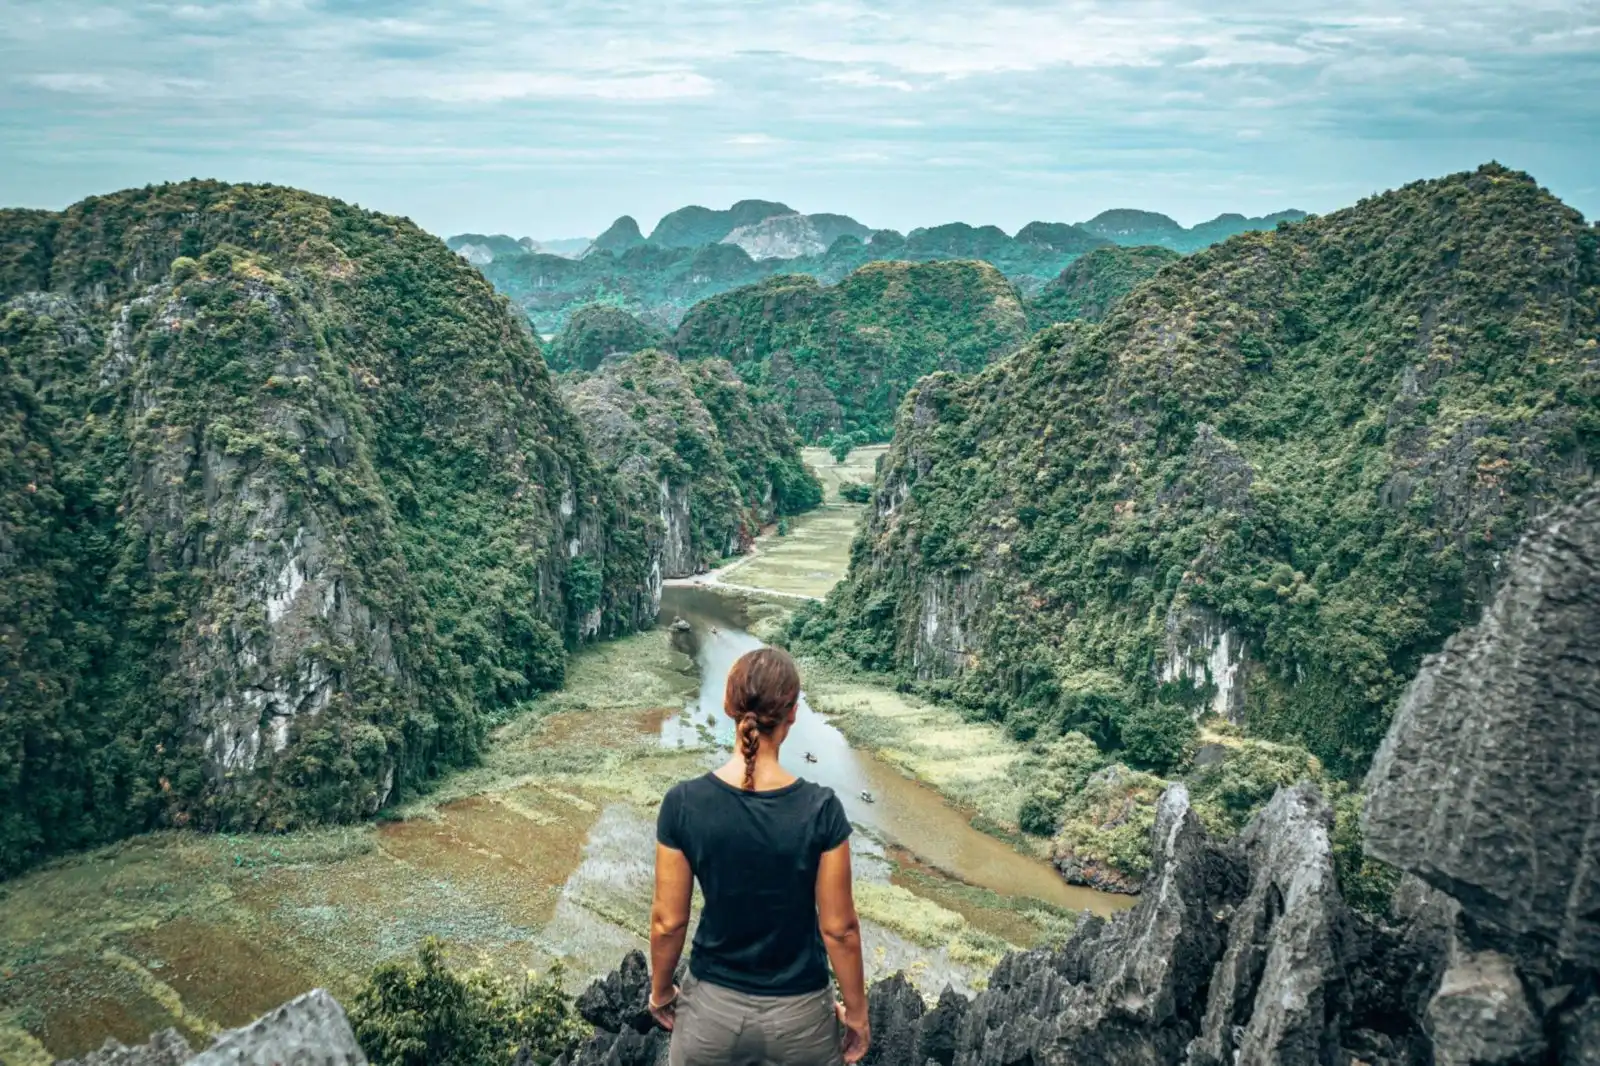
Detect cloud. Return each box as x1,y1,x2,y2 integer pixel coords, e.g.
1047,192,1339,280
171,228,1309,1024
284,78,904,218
0,0,1595,236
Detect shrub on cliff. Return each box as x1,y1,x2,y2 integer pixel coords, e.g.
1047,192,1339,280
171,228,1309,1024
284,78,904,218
351,939,582,1066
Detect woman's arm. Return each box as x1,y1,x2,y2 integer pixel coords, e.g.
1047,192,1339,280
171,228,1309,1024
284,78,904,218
649,841,694,1027
817,840,870,1063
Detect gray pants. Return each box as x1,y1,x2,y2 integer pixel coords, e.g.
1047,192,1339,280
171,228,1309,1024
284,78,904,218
668,974,844,1066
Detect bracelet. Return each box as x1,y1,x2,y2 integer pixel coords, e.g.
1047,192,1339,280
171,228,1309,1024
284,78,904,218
649,987,679,1010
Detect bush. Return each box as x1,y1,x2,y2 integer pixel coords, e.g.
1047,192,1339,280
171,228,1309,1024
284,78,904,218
838,482,872,504
1331,787,1400,917
351,939,583,1066
1187,738,1323,835
1017,731,1106,837
1119,703,1198,774
776,518,790,536
830,437,853,463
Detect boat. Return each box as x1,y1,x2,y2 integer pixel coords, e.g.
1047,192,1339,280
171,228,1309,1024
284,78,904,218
859,790,875,804
803,752,817,763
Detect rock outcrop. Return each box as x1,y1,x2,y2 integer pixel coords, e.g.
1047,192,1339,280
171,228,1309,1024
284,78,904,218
56,989,365,1066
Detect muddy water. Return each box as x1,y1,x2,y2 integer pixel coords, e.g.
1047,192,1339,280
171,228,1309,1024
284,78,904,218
657,588,1132,918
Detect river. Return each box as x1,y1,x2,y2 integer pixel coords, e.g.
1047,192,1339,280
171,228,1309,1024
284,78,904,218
659,587,1127,915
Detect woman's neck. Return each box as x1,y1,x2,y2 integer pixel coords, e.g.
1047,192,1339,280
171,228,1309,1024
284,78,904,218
715,744,796,791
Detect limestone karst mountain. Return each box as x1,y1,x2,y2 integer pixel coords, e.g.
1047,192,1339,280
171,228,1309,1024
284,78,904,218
671,259,1031,442
556,348,821,580
0,181,663,876
798,164,1600,776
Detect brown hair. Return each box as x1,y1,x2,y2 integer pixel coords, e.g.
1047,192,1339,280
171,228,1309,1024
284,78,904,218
725,647,801,790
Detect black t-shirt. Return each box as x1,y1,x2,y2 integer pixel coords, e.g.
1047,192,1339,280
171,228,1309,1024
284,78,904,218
656,772,852,996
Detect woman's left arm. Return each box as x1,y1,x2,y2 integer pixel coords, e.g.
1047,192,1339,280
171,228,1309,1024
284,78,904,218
649,842,694,1026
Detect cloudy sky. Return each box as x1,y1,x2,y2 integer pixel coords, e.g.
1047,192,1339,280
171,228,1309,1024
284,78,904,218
3,1,1597,240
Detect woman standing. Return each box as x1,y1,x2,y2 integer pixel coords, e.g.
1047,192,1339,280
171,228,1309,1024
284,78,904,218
648,646,870,1065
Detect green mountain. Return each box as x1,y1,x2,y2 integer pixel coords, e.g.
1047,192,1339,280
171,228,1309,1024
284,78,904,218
649,199,794,248
1081,208,1308,252
671,259,1031,442
797,164,1599,776
557,349,821,576
588,215,647,256
0,180,660,877
545,304,667,372
1025,245,1182,329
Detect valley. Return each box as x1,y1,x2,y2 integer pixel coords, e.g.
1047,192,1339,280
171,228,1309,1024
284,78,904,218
0,448,1128,1064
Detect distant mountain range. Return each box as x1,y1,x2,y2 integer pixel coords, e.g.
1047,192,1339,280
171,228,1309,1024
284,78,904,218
446,200,1305,332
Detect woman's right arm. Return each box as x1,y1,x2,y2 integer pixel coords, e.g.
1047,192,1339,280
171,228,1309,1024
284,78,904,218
817,840,870,1063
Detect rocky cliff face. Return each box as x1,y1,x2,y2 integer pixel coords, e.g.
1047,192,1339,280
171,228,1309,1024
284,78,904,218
722,212,873,260
544,303,667,372
812,164,1600,774
0,181,655,876
556,348,819,580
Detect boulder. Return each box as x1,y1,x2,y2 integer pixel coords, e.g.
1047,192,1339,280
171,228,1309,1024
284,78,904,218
576,949,656,1034
1363,489,1600,967
1426,944,1545,1066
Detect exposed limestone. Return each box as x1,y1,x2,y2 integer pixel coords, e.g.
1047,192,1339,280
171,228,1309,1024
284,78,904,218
55,990,364,1066
1364,487,1600,966
1426,945,1545,1066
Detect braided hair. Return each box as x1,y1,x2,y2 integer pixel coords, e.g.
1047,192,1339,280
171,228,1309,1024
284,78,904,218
725,647,802,790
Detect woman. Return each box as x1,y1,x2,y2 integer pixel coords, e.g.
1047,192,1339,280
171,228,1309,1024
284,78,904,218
648,646,870,1065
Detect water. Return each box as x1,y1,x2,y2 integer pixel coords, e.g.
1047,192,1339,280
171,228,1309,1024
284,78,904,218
657,588,1134,918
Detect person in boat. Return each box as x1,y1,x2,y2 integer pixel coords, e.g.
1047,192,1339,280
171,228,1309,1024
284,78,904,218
858,791,874,804
650,646,869,1064
804,751,818,763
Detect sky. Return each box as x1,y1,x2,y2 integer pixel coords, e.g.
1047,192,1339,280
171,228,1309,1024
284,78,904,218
2,1,1598,241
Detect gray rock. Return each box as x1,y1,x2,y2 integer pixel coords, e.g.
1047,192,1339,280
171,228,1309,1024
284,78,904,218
187,989,365,1066
576,949,655,1034
1554,995,1600,1066
1364,488,1600,967
55,1029,193,1066
1188,784,1347,1066
57,990,365,1066
1426,946,1545,1066
862,972,924,1065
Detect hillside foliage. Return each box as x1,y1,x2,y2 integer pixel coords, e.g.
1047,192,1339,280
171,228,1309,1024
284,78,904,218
671,260,1031,442
544,304,666,372
557,348,820,573
0,181,657,877
1025,245,1182,330
796,165,1599,777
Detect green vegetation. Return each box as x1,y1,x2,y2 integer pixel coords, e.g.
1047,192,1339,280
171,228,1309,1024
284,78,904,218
839,482,872,504
557,348,819,574
351,940,582,1066
0,180,657,877
672,261,1031,441
1025,245,1181,329
544,304,666,372
1081,208,1307,251
797,165,1600,782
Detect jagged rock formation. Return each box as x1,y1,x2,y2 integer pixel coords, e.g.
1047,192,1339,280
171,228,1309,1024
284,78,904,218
446,234,589,264
556,348,820,580
671,260,1030,441
0,181,655,876
807,163,1600,773
545,304,667,372
1024,244,1181,329
55,989,366,1066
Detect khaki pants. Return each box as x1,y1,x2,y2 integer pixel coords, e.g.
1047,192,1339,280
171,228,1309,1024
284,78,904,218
668,973,844,1066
